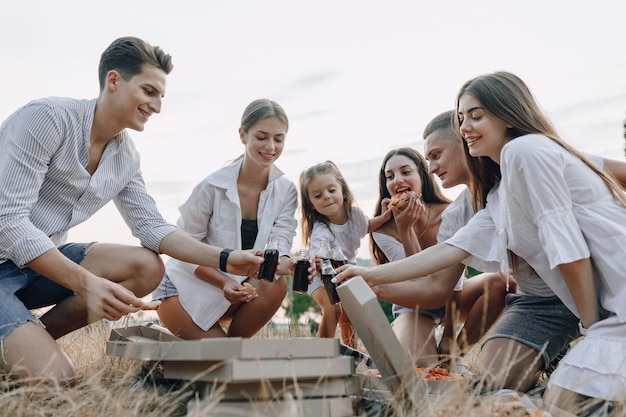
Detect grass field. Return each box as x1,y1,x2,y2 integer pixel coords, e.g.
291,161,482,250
0,317,620,417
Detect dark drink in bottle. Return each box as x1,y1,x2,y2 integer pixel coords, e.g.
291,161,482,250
259,238,279,281
330,259,347,269
321,259,340,304
293,249,310,293
331,246,348,269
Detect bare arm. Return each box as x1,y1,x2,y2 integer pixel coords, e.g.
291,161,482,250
27,249,142,320
367,210,392,233
334,242,468,286
159,230,263,277
559,258,599,329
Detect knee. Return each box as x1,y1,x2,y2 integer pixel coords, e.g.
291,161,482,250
272,276,288,300
486,273,510,297
133,250,165,294
258,277,287,303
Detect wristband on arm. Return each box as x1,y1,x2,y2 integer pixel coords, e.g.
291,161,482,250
219,248,234,272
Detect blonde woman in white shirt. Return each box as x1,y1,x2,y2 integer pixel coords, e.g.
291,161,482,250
154,99,301,339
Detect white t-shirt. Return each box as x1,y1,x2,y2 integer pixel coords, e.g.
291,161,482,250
309,205,368,263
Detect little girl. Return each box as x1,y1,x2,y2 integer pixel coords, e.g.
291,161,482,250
299,160,389,347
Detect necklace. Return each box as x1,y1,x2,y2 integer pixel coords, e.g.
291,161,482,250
417,205,431,239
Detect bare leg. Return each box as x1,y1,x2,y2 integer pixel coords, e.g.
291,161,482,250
157,296,227,339
228,277,287,337
1,322,75,384
457,272,509,351
311,287,341,338
478,337,543,392
392,312,439,367
544,385,603,415
338,308,356,348
41,244,164,339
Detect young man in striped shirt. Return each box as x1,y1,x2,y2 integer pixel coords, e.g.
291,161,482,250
0,36,262,385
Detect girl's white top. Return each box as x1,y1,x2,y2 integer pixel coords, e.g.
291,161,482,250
309,206,368,263
165,158,297,331
447,134,626,398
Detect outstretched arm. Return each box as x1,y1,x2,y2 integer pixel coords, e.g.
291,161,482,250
367,209,392,233
160,230,264,277
334,242,468,286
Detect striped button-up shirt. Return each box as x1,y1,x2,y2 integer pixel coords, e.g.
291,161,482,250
0,97,178,267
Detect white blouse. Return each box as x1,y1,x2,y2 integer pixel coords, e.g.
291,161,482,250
447,134,626,398
309,206,368,264
165,158,298,331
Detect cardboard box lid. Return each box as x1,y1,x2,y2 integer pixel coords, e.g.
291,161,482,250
164,356,354,383
336,276,424,400
196,375,361,400
107,326,339,361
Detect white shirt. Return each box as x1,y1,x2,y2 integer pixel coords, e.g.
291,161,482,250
448,135,626,317
309,206,368,263
438,188,501,274
446,139,626,398
0,97,178,267
165,158,298,331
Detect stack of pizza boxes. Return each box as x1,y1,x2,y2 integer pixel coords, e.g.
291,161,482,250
106,324,358,417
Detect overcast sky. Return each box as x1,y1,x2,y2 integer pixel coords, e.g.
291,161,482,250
2,0,626,257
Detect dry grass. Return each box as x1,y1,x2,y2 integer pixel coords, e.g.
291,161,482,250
0,319,622,417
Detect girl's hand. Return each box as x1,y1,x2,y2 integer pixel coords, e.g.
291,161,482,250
381,197,392,213
332,264,372,285
308,253,317,284
276,255,292,277
223,280,251,303
313,254,323,274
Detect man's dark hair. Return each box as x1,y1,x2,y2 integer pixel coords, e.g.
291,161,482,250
98,36,173,90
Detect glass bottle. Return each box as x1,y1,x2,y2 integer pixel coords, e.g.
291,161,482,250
258,237,279,281
318,238,332,262
292,248,310,293
331,246,348,269
321,258,341,304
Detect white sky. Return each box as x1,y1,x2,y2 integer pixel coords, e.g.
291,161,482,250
2,0,626,258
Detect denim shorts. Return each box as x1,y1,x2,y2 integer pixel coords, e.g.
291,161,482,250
0,242,90,343
481,292,580,369
392,303,446,322
152,273,178,300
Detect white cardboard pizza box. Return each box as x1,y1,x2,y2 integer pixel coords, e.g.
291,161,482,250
196,375,360,401
163,356,354,383
107,326,339,362
187,396,355,417
337,277,468,397
336,276,424,402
